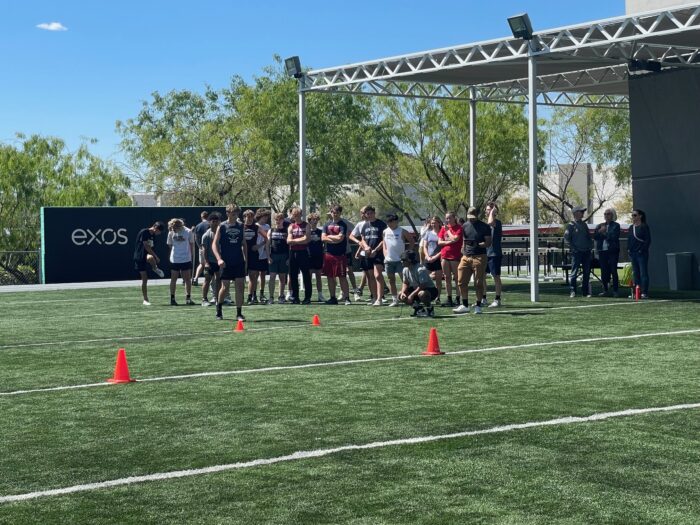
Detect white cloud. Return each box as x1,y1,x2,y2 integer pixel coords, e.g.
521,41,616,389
36,22,68,32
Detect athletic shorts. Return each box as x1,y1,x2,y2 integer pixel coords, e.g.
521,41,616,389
248,257,269,273
134,259,149,273
205,262,220,276
170,261,192,272
487,255,502,276
424,257,442,272
405,286,439,301
360,254,384,271
220,261,246,281
269,253,289,274
323,253,347,278
309,253,324,271
385,260,402,275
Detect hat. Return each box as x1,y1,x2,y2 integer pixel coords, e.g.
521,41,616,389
466,206,478,219
386,213,399,222
572,205,587,213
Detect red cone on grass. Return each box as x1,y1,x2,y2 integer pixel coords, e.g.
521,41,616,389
107,348,136,383
421,327,445,356
312,314,321,326
235,319,245,332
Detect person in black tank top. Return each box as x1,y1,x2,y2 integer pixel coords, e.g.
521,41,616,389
307,213,326,302
268,212,290,303
242,209,262,304
286,207,312,304
212,204,247,321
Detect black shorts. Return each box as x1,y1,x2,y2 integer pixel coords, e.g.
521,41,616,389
309,253,324,271
170,261,192,272
406,286,439,301
221,261,246,281
248,257,269,272
487,255,502,276
205,262,220,276
360,254,384,271
134,260,149,273
425,258,442,272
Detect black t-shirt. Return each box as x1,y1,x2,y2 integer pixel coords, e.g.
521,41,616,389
194,220,210,246
323,220,348,256
133,228,155,262
361,220,387,251
462,220,491,256
270,227,289,255
488,219,503,257
218,221,245,262
244,223,259,256
308,227,324,257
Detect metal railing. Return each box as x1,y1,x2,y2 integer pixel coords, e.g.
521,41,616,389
0,251,41,285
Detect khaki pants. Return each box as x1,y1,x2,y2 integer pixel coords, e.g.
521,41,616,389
457,254,487,304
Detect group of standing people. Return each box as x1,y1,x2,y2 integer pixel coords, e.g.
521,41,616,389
565,206,651,298
132,202,506,320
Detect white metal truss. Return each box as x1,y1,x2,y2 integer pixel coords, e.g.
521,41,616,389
302,3,700,106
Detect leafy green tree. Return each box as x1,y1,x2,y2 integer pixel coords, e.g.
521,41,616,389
0,134,131,253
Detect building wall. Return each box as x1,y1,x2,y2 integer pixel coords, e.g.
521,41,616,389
628,68,700,289
626,0,697,13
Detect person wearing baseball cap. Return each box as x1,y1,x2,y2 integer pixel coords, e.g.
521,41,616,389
564,205,593,298
453,206,491,314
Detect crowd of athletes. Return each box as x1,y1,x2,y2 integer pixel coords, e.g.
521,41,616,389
132,203,505,321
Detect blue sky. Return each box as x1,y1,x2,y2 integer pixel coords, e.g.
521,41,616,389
2,1,623,162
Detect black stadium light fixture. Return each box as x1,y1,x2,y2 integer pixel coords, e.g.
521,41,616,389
508,13,534,40
284,56,303,78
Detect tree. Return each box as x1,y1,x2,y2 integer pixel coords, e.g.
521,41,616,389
0,134,131,254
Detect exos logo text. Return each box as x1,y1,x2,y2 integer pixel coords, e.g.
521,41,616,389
71,228,128,246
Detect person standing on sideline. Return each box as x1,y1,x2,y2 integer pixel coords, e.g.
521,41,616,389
192,210,210,286
133,221,166,305
564,205,593,298
307,212,326,302
483,202,503,307
438,211,462,307
628,208,652,298
242,209,264,304
382,213,414,306
350,207,370,301
399,250,439,317
254,209,271,304
267,212,290,303
287,207,312,304
322,205,351,305
422,216,443,305
453,206,491,315
594,208,621,297
212,204,247,321
200,212,222,306
167,218,195,305
341,215,359,296
350,206,387,306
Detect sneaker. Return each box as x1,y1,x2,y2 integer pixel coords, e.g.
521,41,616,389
372,299,383,306
318,293,326,302
259,295,267,304
278,295,286,304
354,290,363,302
201,299,211,307
389,299,399,307
411,306,424,317
473,304,482,314
291,298,301,305
215,314,223,321
247,295,254,305
569,291,576,298
381,297,389,305
343,297,352,306
170,298,178,306
453,304,470,314
301,298,311,305
285,292,293,302
236,313,246,321
641,294,649,299
186,298,195,306
427,306,435,317
585,294,592,298
324,297,339,305
434,297,441,306
488,299,501,308
143,300,151,306
416,308,429,318
267,298,275,305
252,295,259,304
154,267,165,278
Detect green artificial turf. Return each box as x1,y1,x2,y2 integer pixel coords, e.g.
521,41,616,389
0,280,699,524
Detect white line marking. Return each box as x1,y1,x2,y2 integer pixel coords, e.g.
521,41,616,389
2,328,698,397
1,401,698,504
0,299,674,350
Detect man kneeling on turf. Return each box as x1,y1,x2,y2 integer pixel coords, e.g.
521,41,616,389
398,250,438,317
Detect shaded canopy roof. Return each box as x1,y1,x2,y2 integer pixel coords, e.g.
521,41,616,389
303,3,700,107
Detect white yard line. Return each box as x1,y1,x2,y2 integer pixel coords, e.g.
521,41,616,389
2,328,698,397
1,401,698,504
0,299,673,350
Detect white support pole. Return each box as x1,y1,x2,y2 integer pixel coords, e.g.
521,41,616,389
527,43,540,303
469,87,477,208
298,85,307,218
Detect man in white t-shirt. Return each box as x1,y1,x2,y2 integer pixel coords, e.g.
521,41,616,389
382,213,414,306
167,218,195,305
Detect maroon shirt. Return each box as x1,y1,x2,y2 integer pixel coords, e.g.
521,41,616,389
290,221,309,251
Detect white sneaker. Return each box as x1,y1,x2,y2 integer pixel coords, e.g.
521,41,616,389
201,299,210,307
143,300,151,306
381,297,389,304
318,293,326,302
343,297,352,305
154,267,165,278
415,309,429,317
372,299,383,306
389,299,399,307
569,291,576,298
285,292,293,302
452,304,470,314
473,304,482,314
353,292,362,302
488,299,500,308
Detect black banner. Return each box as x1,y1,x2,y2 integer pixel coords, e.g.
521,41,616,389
41,206,260,283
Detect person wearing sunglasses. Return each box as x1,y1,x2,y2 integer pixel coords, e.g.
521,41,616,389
628,209,652,299
594,208,621,297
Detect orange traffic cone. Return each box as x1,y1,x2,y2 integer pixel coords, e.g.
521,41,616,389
107,348,136,383
312,314,321,326
234,319,245,332
421,328,445,356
